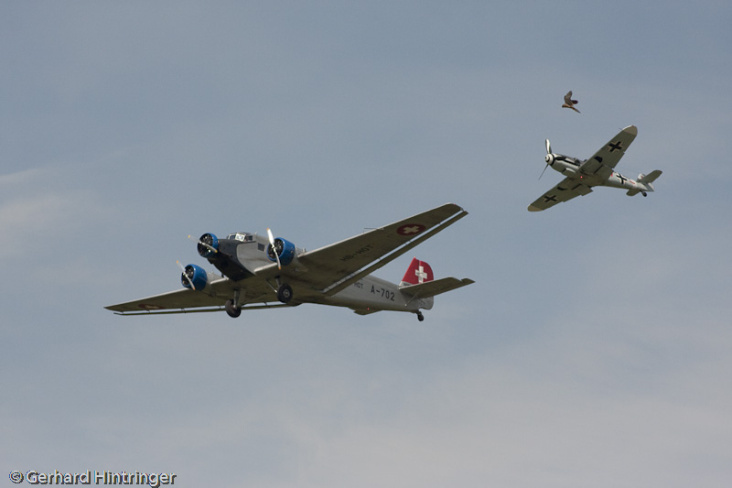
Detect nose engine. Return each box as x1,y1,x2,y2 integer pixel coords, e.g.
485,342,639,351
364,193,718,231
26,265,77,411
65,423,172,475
191,232,253,282
197,233,219,258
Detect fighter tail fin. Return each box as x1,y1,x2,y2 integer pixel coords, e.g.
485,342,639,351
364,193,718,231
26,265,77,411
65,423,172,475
639,170,663,184
628,170,662,196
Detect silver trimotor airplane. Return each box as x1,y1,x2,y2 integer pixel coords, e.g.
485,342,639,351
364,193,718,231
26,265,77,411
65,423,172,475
106,203,474,321
529,125,662,212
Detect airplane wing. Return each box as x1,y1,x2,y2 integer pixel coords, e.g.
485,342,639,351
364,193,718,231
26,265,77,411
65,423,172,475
579,125,638,179
254,203,468,295
528,177,593,212
105,276,278,315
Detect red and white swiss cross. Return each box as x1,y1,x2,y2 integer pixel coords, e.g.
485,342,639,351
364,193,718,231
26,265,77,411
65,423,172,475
401,258,434,285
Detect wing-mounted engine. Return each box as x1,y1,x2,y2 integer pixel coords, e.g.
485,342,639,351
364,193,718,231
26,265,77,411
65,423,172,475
266,237,297,267
180,264,213,290
194,232,253,281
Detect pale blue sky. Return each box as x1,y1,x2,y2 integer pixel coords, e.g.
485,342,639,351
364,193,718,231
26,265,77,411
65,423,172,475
2,2,731,487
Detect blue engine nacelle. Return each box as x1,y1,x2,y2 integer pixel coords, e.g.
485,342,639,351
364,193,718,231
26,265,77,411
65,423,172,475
181,264,209,290
197,233,219,258
267,237,296,267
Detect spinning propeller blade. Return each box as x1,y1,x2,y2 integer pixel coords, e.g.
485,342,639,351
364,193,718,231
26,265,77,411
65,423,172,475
267,228,282,270
539,163,550,180
188,234,218,255
539,139,552,180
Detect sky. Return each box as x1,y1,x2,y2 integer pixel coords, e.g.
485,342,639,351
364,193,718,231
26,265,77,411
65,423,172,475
2,1,731,487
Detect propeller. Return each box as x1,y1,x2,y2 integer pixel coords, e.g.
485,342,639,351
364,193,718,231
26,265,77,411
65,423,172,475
188,234,218,255
177,260,196,290
267,228,282,270
539,138,554,180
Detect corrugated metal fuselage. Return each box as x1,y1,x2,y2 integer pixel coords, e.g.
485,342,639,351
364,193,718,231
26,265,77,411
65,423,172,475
217,234,433,314
316,275,434,314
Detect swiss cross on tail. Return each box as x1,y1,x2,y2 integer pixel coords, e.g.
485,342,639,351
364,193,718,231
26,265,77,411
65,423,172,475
401,258,434,285
398,257,475,321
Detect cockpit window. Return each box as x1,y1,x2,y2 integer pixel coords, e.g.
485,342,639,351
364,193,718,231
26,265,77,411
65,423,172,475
227,233,253,242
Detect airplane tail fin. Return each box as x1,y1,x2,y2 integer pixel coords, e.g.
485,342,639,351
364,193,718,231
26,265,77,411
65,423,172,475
399,257,474,299
639,170,663,184
627,170,662,196
400,258,434,286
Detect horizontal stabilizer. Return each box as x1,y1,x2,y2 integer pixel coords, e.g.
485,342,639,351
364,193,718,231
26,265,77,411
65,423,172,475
628,169,662,196
400,277,474,299
640,169,662,184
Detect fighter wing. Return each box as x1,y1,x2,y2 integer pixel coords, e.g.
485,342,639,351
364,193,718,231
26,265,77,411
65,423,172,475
579,125,638,179
254,203,468,295
105,276,278,315
528,177,593,212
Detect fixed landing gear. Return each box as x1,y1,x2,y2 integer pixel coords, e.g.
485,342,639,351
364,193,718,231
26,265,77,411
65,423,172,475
277,283,293,304
642,191,648,197
416,311,424,322
225,299,241,318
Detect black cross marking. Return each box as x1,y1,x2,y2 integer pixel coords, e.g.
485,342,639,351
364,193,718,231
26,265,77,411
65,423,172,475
543,195,558,203
608,141,623,152
618,174,627,184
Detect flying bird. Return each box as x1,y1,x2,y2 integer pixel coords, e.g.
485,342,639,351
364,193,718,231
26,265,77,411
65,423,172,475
562,91,580,113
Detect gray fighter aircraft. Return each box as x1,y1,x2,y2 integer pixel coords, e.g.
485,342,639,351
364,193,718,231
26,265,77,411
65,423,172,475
529,125,662,212
106,203,474,321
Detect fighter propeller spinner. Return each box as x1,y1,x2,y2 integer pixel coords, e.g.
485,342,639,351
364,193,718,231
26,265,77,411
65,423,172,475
529,125,662,212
